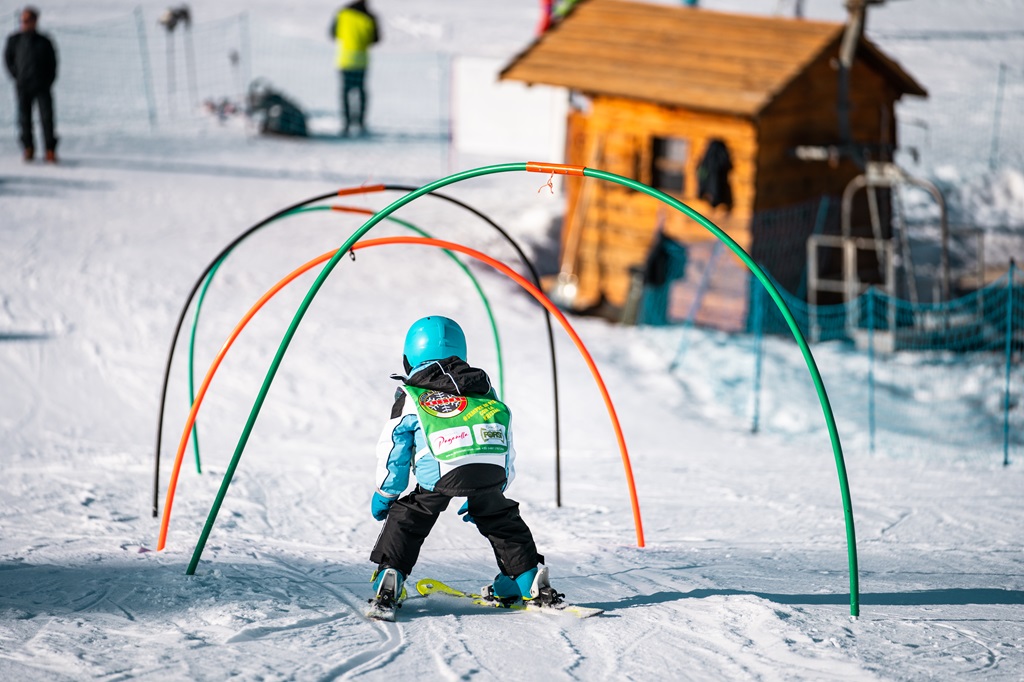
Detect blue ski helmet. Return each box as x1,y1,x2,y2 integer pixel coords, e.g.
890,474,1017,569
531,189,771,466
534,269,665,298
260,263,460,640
403,316,467,371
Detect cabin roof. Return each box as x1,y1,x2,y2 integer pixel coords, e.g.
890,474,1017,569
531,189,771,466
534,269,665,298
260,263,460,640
500,0,926,117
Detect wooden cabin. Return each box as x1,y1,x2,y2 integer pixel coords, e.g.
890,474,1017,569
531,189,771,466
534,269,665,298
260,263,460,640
500,0,927,322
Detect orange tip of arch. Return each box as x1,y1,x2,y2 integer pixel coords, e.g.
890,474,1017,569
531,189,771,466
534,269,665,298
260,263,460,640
525,162,585,176
336,184,386,197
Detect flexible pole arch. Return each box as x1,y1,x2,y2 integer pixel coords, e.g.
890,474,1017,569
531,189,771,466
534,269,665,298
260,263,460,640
163,162,856,616
381,185,564,508
183,206,506,475
158,250,336,555
170,165,540,572
150,184,563,518
578,165,859,617
169,236,642,573
186,256,224,475
151,188,360,517
316,206,506,398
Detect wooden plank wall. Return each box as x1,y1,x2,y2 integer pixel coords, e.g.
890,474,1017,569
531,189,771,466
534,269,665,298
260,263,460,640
557,48,907,319
755,50,899,212
563,96,756,309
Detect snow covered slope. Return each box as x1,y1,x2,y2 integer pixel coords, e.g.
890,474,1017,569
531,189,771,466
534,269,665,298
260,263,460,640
1,1,1022,680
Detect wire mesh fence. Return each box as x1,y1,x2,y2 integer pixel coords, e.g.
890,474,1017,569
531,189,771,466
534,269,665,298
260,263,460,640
4,9,1021,465
2,11,1019,172
0,9,450,138
880,32,1024,173
665,261,1023,465
0,10,156,133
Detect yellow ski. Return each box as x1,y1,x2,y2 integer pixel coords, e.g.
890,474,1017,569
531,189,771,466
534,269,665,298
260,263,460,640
415,578,603,619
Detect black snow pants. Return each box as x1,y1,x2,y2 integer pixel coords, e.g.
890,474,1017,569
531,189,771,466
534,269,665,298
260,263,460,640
370,485,540,580
17,85,56,153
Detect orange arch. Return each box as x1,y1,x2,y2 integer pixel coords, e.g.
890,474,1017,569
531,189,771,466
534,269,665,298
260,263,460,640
158,249,336,550
158,237,644,550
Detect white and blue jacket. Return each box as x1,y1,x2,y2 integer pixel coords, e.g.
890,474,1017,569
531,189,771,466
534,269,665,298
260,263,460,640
374,357,516,501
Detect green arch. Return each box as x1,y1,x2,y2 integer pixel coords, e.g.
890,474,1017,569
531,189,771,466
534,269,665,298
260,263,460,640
183,163,859,618
184,206,506,474
583,167,858,617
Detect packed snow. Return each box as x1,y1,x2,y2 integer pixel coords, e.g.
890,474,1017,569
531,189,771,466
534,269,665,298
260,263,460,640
1,1,1022,680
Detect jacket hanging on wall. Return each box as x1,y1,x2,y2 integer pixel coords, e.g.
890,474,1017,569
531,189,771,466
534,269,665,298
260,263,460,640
697,139,733,209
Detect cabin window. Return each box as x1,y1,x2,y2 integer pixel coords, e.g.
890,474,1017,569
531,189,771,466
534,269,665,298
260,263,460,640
650,136,689,194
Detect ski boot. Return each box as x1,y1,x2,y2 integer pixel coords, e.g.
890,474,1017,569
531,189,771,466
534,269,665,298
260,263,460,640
482,572,525,607
482,566,564,608
366,567,405,621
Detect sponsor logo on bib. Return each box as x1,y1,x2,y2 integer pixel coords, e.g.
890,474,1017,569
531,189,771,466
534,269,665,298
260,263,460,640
473,423,506,446
432,426,472,455
418,390,468,418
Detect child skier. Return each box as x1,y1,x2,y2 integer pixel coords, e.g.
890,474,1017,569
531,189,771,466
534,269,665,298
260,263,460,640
368,315,560,616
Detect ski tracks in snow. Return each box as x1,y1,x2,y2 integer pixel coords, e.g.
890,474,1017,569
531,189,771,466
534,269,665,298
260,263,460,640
258,554,410,680
318,619,405,681
552,555,877,681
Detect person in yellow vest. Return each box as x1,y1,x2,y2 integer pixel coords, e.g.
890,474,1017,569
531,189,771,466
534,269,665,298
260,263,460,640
329,0,379,137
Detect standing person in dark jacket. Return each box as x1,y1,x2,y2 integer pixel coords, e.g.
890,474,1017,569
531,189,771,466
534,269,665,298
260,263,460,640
4,6,58,162
366,316,562,617
329,1,379,137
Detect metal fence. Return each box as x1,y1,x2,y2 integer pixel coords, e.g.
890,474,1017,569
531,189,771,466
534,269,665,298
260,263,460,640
6,10,1021,464
0,10,450,137
879,31,1024,173
665,259,1023,465
2,12,1020,174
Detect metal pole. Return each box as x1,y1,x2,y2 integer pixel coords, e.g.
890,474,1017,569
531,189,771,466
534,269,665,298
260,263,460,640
669,240,723,369
797,196,830,300
1003,259,1015,466
133,7,158,130
808,236,819,342
183,24,198,111
751,281,765,434
907,176,950,302
841,174,868,240
990,63,1007,171
868,288,876,453
240,12,251,105
165,29,176,118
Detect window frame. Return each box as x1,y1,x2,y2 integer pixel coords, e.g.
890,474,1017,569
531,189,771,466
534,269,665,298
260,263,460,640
649,135,691,196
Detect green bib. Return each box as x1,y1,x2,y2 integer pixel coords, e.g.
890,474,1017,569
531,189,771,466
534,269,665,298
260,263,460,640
403,386,511,462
